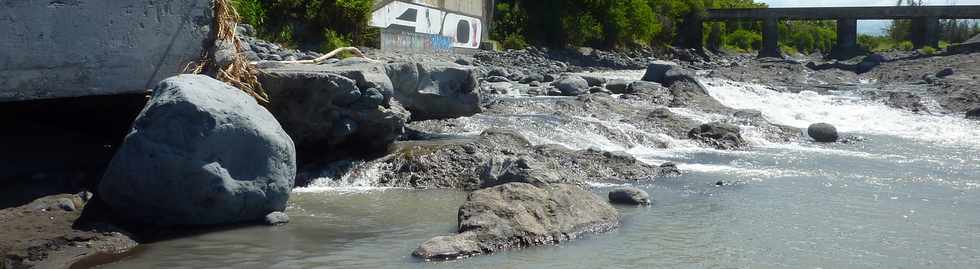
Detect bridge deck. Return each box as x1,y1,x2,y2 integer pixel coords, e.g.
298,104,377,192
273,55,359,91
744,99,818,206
706,5,980,20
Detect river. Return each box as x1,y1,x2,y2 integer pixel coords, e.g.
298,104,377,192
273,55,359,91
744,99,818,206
99,71,980,268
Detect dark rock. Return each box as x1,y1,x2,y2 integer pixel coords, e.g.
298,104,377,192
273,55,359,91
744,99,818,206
543,74,558,83
257,65,409,162
641,61,679,84
264,212,290,226
520,73,545,84
967,107,980,119
555,75,590,96
267,54,283,61
936,68,954,78
659,162,681,176
580,75,607,87
688,122,747,150
413,183,619,260
455,57,473,66
605,79,631,94
884,92,928,113
480,158,561,188
856,54,887,74
487,67,509,78
98,75,297,226
486,76,510,83
589,86,611,94
608,187,651,205
734,109,764,120
807,123,839,142
386,62,482,120
546,88,564,96
529,81,541,87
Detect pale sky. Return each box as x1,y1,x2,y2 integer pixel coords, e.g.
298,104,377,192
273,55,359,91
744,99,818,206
759,0,980,35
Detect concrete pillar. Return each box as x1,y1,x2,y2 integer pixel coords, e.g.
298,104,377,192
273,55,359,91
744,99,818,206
678,12,704,51
759,17,782,58
911,17,940,49
829,19,860,59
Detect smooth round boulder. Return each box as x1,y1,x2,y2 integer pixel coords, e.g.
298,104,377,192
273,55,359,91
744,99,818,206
555,75,590,96
608,187,651,205
98,75,297,226
808,123,840,142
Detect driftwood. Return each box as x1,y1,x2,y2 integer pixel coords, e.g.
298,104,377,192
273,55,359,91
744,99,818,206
253,47,375,65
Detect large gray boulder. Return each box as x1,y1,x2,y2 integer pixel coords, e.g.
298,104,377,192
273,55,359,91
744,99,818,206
257,63,409,162
605,79,631,94
688,122,747,150
99,75,296,226
641,61,680,84
385,62,482,120
413,183,620,260
808,123,839,142
555,75,590,96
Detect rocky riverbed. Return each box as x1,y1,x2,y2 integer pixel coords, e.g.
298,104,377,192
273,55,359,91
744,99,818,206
4,25,980,268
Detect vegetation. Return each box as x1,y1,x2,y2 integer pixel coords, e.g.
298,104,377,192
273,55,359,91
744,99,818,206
230,0,375,51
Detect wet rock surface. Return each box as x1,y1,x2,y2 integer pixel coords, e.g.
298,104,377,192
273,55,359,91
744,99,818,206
688,122,747,150
98,75,297,226
608,187,652,205
413,183,620,260
808,123,840,143
385,61,483,120
258,61,409,162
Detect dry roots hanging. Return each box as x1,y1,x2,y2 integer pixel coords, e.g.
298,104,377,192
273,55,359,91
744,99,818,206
190,0,270,104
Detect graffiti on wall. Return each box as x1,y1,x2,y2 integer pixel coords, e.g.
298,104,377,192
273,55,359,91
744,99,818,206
370,1,482,49
380,29,454,53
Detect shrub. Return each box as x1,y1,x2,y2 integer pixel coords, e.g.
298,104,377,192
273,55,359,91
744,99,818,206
898,41,914,51
918,46,938,55
320,28,353,57
726,29,762,51
502,33,529,50
232,0,265,30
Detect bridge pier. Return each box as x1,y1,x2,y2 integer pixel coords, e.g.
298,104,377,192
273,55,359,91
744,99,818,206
911,17,940,49
678,12,705,52
759,18,782,58
829,19,862,59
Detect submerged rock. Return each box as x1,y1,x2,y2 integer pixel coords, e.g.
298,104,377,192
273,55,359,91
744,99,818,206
99,75,296,226
688,122,747,150
413,183,619,260
386,62,482,120
807,123,840,142
608,187,651,205
555,75,590,96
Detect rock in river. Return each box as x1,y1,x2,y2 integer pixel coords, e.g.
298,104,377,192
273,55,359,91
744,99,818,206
99,75,297,226
555,75,590,96
608,187,651,205
688,122,747,150
258,62,409,162
808,123,840,142
386,61,482,120
413,183,620,260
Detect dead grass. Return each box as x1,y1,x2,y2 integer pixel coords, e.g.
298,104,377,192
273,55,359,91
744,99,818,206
189,0,270,104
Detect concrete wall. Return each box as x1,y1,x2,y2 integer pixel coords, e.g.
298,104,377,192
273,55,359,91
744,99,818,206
371,0,489,50
0,0,213,102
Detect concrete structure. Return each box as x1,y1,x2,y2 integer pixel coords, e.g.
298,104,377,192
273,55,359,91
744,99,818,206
371,0,491,51
681,5,980,58
0,0,213,102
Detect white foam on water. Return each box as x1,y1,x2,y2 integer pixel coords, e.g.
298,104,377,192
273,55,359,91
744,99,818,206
701,78,980,147
295,162,400,193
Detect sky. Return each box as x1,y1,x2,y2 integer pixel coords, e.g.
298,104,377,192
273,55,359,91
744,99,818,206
759,0,980,35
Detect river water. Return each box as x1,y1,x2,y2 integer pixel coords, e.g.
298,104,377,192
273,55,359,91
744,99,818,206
100,71,980,268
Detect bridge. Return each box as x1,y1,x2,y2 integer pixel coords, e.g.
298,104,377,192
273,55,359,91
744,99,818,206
680,5,980,59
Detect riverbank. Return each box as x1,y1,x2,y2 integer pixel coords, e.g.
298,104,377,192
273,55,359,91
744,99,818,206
4,28,980,267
